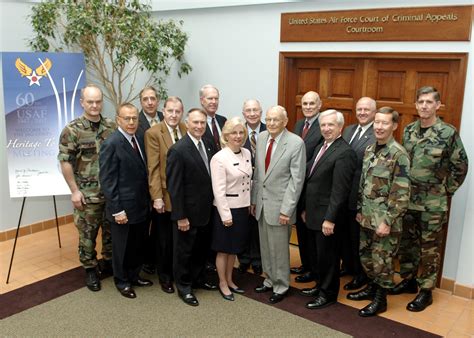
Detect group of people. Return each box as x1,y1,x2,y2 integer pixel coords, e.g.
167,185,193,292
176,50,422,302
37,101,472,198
58,83,468,317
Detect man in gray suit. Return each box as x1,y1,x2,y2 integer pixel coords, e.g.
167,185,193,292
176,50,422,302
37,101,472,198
341,97,376,290
251,105,306,304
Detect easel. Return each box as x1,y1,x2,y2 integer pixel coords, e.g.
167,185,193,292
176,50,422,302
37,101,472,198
6,196,62,284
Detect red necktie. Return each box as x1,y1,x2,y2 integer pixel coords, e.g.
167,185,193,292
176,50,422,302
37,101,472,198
211,118,221,150
265,138,274,173
301,121,310,139
309,142,328,176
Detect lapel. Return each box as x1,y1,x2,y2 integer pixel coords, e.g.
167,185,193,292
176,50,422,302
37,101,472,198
184,135,210,176
295,119,304,136
355,125,374,151
224,147,252,176
264,129,288,180
120,133,146,169
307,137,341,179
160,122,174,150
305,118,320,139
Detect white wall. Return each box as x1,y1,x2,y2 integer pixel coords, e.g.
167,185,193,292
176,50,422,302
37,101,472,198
157,0,473,286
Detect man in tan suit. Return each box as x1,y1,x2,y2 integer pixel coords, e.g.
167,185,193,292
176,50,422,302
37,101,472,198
144,96,187,294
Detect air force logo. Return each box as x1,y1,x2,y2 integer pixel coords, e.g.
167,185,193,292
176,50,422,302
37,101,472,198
15,58,52,86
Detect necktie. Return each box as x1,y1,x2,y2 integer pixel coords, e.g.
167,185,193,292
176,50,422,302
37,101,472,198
211,118,221,150
350,126,363,145
131,136,139,154
309,142,328,176
301,120,310,139
173,128,179,143
250,131,257,157
265,138,274,173
198,141,210,174
150,117,158,127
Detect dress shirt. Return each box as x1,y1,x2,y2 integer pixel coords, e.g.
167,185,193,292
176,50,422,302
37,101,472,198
207,115,222,136
165,121,182,144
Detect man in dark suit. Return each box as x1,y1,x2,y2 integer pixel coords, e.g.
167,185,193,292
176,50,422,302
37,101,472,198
144,96,187,294
200,84,227,152
237,99,266,276
300,109,356,309
341,97,376,291
136,86,164,275
200,84,226,272
291,91,324,283
166,108,218,306
99,103,153,299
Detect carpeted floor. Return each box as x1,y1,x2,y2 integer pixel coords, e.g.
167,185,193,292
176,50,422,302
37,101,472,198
1,268,440,337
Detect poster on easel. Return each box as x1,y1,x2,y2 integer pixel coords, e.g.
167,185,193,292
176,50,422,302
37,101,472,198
1,52,86,198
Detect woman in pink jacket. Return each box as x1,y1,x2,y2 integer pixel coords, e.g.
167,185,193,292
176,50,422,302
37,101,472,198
210,117,253,301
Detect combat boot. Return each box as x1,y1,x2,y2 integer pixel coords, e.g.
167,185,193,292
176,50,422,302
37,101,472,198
359,285,387,317
347,282,376,301
388,278,418,295
407,289,432,312
85,267,101,291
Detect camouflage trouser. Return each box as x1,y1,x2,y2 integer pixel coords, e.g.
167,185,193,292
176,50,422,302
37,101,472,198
360,227,400,289
73,202,112,269
397,210,447,290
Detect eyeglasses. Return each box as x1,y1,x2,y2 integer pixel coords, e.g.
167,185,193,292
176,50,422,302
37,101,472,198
119,116,138,123
244,108,261,113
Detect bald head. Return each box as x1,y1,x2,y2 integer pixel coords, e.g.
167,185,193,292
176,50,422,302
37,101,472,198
355,97,376,126
301,91,322,118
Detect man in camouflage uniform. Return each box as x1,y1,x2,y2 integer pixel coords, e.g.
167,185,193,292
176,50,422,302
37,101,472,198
347,107,410,317
390,86,468,312
58,84,116,291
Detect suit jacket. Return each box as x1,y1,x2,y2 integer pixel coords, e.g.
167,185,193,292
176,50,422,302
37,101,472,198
99,130,150,224
303,137,357,230
136,110,164,139
144,121,187,212
210,147,252,222
342,124,375,210
251,129,306,225
203,113,227,151
243,122,266,167
294,117,323,161
166,134,216,226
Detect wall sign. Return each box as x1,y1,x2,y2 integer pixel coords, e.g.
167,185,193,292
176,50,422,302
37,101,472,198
281,6,472,42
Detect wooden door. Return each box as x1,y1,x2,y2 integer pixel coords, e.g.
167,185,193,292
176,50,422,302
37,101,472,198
278,52,468,140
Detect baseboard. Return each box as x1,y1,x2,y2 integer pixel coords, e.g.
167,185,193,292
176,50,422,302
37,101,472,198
0,214,74,242
440,277,473,299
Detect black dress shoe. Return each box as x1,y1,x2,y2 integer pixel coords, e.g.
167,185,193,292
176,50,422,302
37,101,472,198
306,294,336,309
132,278,153,287
142,264,156,275
195,282,218,291
300,287,320,297
290,265,306,274
229,286,245,294
344,275,369,291
407,289,433,312
295,272,314,283
118,286,136,299
254,284,272,293
238,263,250,274
160,281,175,294
269,292,286,304
85,268,101,292
252,265,263,275
388,278,418,295
219,288,234,301
347,283,376,301
179,292,199,306
359,286,387,317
